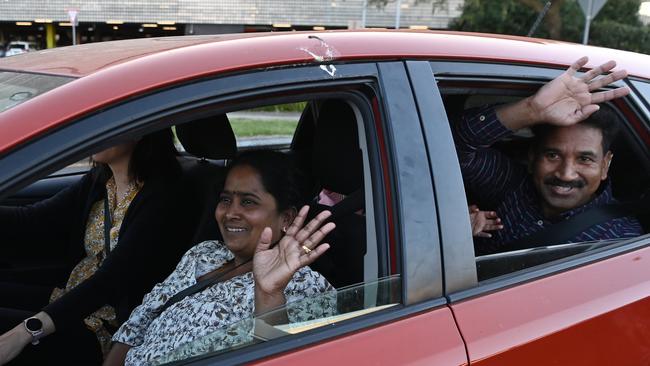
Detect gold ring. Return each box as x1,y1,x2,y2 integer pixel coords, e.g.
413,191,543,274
302,245,312,254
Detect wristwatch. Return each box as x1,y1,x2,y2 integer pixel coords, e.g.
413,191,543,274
23,317,44,345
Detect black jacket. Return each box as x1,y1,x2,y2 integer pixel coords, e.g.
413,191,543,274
0,168,196,332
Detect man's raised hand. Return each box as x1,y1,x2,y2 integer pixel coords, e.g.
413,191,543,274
497,57,629,131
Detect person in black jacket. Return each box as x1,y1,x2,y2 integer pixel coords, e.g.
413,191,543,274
0,129,196,365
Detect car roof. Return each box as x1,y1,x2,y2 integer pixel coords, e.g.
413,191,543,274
1,30,650,154
2,30,649,79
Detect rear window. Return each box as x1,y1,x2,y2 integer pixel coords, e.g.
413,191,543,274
0,71,74,112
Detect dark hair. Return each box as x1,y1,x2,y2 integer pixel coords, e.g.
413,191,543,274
95,128,180,183
227,150,310,212
531,107,621,154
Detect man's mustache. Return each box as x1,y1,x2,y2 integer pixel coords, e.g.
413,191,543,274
543,176,586,189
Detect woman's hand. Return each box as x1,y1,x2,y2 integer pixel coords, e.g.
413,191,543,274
0,312,54,365
0,325,31,365
469,205,503,238
103,342,131,366
252,205,335,314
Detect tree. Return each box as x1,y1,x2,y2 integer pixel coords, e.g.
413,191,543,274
450,0,650,53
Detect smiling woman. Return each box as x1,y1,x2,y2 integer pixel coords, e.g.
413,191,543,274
104,150,336,366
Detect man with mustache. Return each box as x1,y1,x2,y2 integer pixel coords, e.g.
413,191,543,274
454,57,643,254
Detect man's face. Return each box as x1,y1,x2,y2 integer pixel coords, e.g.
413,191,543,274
530,124,612,217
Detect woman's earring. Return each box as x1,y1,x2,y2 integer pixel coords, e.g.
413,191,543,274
282,226,287,233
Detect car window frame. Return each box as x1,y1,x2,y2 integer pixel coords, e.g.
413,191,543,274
423,60,650,302
0,61,448,364
628,78,650,129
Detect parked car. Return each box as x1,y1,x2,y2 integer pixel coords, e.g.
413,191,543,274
4,41,38,57
1,31,649,365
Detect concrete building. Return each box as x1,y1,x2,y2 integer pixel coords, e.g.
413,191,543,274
0,0,464,49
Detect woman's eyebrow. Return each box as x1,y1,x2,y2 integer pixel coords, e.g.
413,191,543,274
239,192,261,200
222,190,261,200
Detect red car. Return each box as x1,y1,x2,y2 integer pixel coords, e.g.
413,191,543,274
1,31,649,365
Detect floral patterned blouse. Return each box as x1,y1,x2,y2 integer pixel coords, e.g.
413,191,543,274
113,240,335,365
49,177,141,354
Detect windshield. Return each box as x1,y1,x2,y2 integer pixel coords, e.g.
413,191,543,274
0,71,74,112
9,44,26,50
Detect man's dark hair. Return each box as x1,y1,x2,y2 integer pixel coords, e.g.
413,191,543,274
531,107,621,154
227,150,310,213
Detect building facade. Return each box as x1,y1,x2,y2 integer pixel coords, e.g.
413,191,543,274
0,0,464,49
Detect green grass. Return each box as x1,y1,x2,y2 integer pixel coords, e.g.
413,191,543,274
229,118,298,137
250,102,307,113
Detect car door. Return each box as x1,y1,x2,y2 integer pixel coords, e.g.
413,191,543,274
0,60,466,365
245,61,467,366
411,59,650,365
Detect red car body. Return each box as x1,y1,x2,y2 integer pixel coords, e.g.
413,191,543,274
1,31,649,365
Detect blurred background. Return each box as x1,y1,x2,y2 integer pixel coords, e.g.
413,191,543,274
0,0,649,57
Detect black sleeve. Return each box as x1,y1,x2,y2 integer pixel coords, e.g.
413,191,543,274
0,173,92,258
453,106,527,207
42,179,196,332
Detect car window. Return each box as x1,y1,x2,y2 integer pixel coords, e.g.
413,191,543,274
441,81,649,282
0,71,74,112
134,95,391,362
227,102,303,150
0,60,413,365
631,80,650,110
151,275,401,365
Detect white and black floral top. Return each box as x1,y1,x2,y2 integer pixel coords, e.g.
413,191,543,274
112,240,335,365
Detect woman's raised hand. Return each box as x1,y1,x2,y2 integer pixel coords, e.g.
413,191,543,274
253,205,335,299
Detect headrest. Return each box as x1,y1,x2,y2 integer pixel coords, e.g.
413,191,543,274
176,114,236,160
313,100,363,195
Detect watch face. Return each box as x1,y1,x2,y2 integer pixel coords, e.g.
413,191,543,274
25,318,43,332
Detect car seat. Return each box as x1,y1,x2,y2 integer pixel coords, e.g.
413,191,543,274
307,99,367,289
176,114,237,243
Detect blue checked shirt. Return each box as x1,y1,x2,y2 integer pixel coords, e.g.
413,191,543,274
454,106,643,254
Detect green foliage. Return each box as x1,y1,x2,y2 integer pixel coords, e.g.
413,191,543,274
451,0,539,36
596,0,643,26
451,0,650,53
590,20,650,54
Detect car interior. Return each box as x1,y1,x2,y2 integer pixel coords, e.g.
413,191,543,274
0,95,399,360
440,82,650,281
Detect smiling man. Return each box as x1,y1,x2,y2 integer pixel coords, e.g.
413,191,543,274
455,57,643,254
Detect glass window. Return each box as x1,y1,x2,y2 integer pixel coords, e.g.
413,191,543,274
0,71,74,112
441,83,648,282
632,80,650,110
151,275,401,365
227,102,303,149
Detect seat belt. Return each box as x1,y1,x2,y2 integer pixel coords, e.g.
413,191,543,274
497,199,646,252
